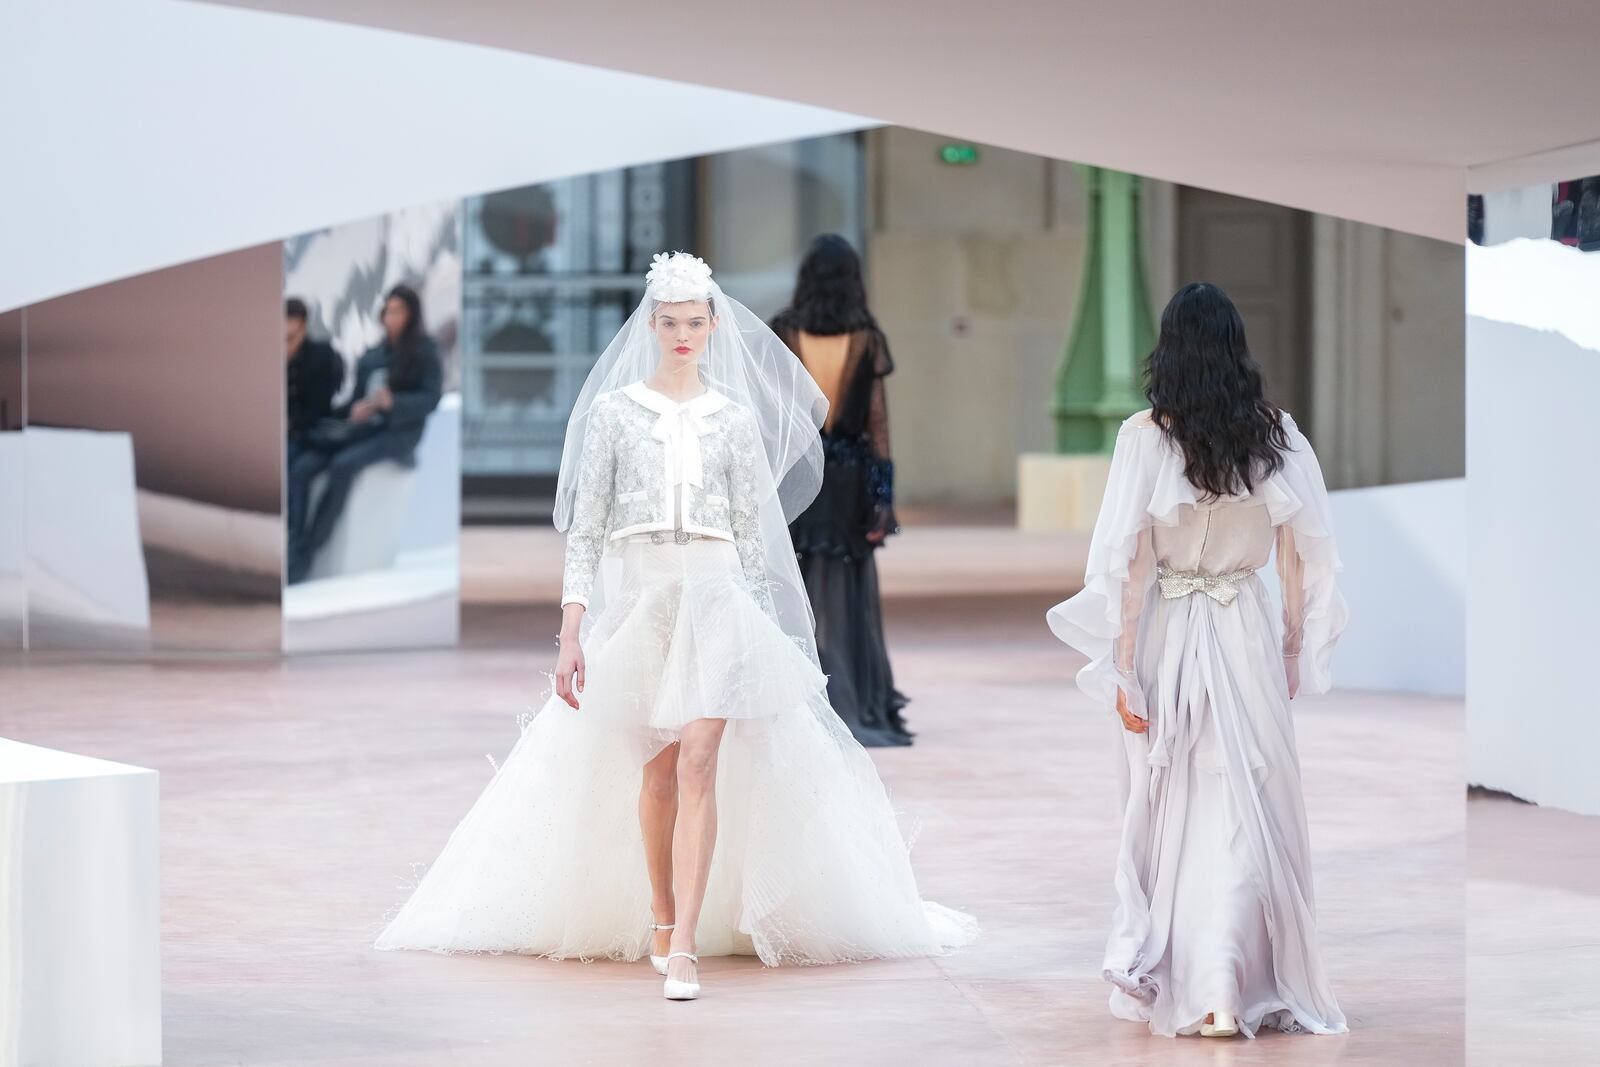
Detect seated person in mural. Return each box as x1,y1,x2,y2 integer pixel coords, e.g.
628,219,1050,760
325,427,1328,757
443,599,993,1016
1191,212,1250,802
287,284,442,584
285,296,344,466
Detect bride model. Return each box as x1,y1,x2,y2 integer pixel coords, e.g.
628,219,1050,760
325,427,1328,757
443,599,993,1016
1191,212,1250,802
1047,283,1348,1039
376,253,975,999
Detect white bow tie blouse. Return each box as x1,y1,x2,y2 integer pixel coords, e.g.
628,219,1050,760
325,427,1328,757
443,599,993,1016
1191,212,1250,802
561,382,769,612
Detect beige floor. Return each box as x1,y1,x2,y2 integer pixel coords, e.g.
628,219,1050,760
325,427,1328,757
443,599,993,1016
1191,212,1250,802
1468,793,1600,1065
2,584,1463,1066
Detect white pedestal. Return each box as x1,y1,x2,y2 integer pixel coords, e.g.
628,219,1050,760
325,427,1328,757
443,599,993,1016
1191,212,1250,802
1016,452,1112,532
308,397,461,581
308,461,415,580
0,740,161,1067
22,427,152,648
0,434,24,648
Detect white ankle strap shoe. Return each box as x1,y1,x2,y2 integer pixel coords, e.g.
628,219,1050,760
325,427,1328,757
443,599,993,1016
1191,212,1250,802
662,951,700,1001
648,922,675,976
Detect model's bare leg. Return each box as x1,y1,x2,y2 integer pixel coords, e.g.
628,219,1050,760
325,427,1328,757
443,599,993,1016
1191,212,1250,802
666,717,728,985
640,743,680,959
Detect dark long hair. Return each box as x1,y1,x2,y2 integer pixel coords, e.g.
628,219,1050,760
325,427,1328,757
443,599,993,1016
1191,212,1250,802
774,234,877,335
383,284,429,389
1145,282,1289,499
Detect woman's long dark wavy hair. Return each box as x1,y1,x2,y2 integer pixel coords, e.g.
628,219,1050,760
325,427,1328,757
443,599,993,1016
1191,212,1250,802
383,283,429,389
1145,282,1290,500
773,234,878,335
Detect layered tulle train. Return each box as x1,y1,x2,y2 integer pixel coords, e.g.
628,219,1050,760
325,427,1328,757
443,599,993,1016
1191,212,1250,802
376,539,976,964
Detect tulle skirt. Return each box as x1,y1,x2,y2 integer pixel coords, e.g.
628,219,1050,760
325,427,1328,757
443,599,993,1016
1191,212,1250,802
1106,574,1346,1037
580,538,829,734
375,538,976,964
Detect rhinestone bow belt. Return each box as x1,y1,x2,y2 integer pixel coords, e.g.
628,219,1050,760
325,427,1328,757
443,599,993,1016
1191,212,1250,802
1155,563,1254,606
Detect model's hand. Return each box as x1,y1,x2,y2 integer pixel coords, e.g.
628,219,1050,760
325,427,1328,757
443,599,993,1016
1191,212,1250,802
1116,688,1147,734
554,636,585,709
350,398,378,423
1285,655,1301,700
865,503,898,545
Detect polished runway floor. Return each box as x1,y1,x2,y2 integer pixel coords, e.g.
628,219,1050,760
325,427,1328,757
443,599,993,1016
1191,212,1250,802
1468,792,1600,1065
3,547,1465,1065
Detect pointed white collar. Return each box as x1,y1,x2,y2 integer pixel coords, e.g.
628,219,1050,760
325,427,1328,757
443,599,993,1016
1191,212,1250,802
622,380,730,418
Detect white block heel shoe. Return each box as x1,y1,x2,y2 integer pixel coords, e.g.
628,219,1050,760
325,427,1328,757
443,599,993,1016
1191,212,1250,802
1200,1010,1239,1038
648,922,674,976
662,952,700,1001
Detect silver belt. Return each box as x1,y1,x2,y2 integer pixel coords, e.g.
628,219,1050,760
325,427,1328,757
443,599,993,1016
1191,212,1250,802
628,529,699,545
1155,563,1254,606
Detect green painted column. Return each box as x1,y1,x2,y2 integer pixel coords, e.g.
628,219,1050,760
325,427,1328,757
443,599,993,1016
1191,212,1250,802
1053,165,1157,453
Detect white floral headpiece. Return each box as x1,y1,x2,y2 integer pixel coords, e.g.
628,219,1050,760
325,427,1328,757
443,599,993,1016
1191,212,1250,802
645,251,715,304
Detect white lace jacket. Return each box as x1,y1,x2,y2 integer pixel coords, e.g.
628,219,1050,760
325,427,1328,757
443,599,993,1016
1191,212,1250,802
561,382,771,612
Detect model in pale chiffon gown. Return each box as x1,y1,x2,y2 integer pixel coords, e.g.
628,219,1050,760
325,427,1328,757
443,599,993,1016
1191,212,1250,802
1048,283,1349,1039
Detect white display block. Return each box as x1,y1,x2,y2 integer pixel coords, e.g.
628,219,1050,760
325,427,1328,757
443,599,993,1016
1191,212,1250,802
308,462,414,580
1467,238,1600,813
397,395,462,555
1016,452,1112,532
23,427,152,648
308,398,462,581
0,740,161,1067
0,434,24,647
1326,478,1465,697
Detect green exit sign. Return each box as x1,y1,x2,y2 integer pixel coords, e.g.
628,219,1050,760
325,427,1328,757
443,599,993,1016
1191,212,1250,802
939,143,980,165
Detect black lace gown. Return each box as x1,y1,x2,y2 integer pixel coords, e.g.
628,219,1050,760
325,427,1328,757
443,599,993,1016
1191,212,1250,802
774,322,912,747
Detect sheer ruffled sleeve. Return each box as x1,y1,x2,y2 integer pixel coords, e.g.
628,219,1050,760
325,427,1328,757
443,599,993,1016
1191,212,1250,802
865,330,898,540
559,394,616,609
1276,524,1306,696
726,406,777,617
1276,525,1305,656
1261,415,1347,694
1046,417,1164,718
1118,529,1155,674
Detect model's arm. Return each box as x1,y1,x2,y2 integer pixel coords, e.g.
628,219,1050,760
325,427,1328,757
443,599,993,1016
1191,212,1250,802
1113,527,1155,733
865,331,899,542
555,401,615,707
1117,528,1155,677
727,409,776,618
384,346,443,431
1276,523,1306,699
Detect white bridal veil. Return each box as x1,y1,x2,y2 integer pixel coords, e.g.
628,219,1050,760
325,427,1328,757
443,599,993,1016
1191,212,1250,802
553,252,828,661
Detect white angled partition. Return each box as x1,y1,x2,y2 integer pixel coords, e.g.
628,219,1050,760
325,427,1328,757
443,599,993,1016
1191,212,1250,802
1327,479,1466,697
0,740,161,1067
1467,236,1600,814
23,427,152,650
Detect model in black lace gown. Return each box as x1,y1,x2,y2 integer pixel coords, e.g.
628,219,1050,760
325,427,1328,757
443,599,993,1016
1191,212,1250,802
772,235,912,747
